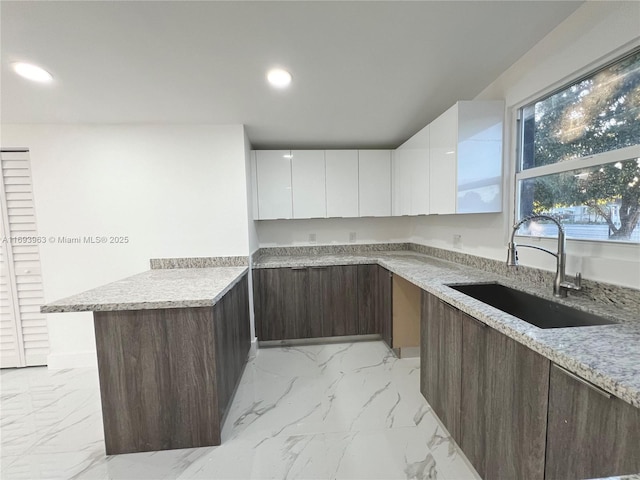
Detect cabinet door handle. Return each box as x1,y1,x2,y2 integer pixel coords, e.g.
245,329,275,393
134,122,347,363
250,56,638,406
310,266,327,270
554,364,612,399
291,266,307,271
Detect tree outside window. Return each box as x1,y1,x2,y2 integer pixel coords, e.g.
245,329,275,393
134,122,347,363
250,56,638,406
517,49,640,242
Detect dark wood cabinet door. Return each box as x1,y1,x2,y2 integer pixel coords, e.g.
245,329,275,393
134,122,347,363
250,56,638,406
484,327,549,480
545,364,640,480
322,265,358,337
357,265,379,335
253,268,308,340
308,266,330,338
460,312,488,479
213,275,251,421
378,266,392,347
420,291,462,442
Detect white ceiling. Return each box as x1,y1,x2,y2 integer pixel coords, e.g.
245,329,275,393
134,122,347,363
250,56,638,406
1,1,583,149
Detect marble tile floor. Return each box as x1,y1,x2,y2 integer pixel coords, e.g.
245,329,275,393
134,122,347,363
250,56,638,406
0,341,480,480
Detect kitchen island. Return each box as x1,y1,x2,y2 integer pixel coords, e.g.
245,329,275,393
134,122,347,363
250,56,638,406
42,266,251,455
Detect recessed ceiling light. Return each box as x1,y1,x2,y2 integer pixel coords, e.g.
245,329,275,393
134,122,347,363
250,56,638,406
267,68,292,89
11,62,53,83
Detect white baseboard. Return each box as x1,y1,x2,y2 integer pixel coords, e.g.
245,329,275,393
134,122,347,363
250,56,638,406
47,351,98,370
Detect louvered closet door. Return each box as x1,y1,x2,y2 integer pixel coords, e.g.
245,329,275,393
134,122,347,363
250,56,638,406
0,150,48,367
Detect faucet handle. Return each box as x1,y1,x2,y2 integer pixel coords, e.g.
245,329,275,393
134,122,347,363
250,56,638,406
574,272,582,289
561,272,582,291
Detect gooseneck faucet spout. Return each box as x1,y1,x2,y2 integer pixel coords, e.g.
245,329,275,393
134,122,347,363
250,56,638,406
507,214,582,298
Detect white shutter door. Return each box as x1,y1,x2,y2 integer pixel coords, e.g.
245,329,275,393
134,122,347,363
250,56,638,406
0,150,48,367
0,236,22,368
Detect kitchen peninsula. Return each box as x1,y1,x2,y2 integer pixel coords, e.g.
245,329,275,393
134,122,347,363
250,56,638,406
42,264,250,455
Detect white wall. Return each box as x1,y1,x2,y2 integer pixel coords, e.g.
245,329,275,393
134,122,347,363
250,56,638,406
257,216,412,247
409,1,640,289
1,124,250,368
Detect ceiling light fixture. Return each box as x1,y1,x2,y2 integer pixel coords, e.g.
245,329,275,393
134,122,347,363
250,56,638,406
11,62,53,83
267,68,292,89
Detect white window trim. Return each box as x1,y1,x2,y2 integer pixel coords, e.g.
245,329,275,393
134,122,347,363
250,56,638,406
505,43,640,246
516,145,640,180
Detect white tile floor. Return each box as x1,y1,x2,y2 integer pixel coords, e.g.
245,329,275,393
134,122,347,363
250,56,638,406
0,341,480,479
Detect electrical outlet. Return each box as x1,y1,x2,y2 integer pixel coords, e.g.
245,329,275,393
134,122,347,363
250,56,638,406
349,232,357,243
308,233,317,244
453,234,462,249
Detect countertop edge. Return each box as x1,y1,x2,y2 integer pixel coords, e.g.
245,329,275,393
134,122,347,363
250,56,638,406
41,267,248,313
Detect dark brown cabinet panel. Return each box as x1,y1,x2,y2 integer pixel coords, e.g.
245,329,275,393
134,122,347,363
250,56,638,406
253,267,309,340
483,325,549,480
545,364,640,480
253,264,390,343
460,313,488,478
421,290,549,480
323,265,358,336
378,266,392,347
420,291,462,442
308,266,330,338
94,274,251,454
214,275,251,423
357,264,379,335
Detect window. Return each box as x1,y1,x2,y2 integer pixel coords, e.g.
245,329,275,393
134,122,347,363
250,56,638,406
516,49,640,243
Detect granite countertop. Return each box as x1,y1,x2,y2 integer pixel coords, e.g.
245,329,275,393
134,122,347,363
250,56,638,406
41,266,248,313
254,250,640,409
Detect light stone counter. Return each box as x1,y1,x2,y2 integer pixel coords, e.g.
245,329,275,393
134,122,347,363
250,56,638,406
41,266,248,313
253,250,640,409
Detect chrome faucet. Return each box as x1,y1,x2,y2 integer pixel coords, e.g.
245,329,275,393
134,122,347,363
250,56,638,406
507,214,582,298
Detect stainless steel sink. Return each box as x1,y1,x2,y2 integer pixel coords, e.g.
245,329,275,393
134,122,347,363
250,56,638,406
447,283,617,329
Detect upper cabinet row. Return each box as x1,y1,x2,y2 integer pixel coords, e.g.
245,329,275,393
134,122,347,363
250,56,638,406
251,100,504,220
394,100,504,216
252,150,391,220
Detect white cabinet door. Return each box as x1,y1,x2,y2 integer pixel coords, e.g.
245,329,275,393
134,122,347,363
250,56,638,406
392,148,412,216
291,150,326,219
359,150,391,217
429,105,457,214
255,150,292,219
407,125,430,215
407,149,429,215
456,101,503,213
250,151,259,220
325,150,359,218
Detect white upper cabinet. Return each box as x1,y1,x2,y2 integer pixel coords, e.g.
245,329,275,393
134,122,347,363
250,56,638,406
255,150,293,219
429,101,504,214
291,150,326,219
358,150,391,217
326,150,359,218
429,105,457,214
250,151,259,220
392,149,412,216
456,101,503,214
394,124,430,216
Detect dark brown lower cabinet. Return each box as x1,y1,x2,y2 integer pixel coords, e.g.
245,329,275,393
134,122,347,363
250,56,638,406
214,275,252,421
322,265,358,336
253,264,390,344
94,274,251,455
459,312,488,478
377,266,392,347
545,364,640,480
481,324,549,480
421,290,549,480
357,264,379,335
253,267,309,340
420,291,462,442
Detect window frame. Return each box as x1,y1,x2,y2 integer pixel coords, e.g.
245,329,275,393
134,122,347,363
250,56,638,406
511,47,640,245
